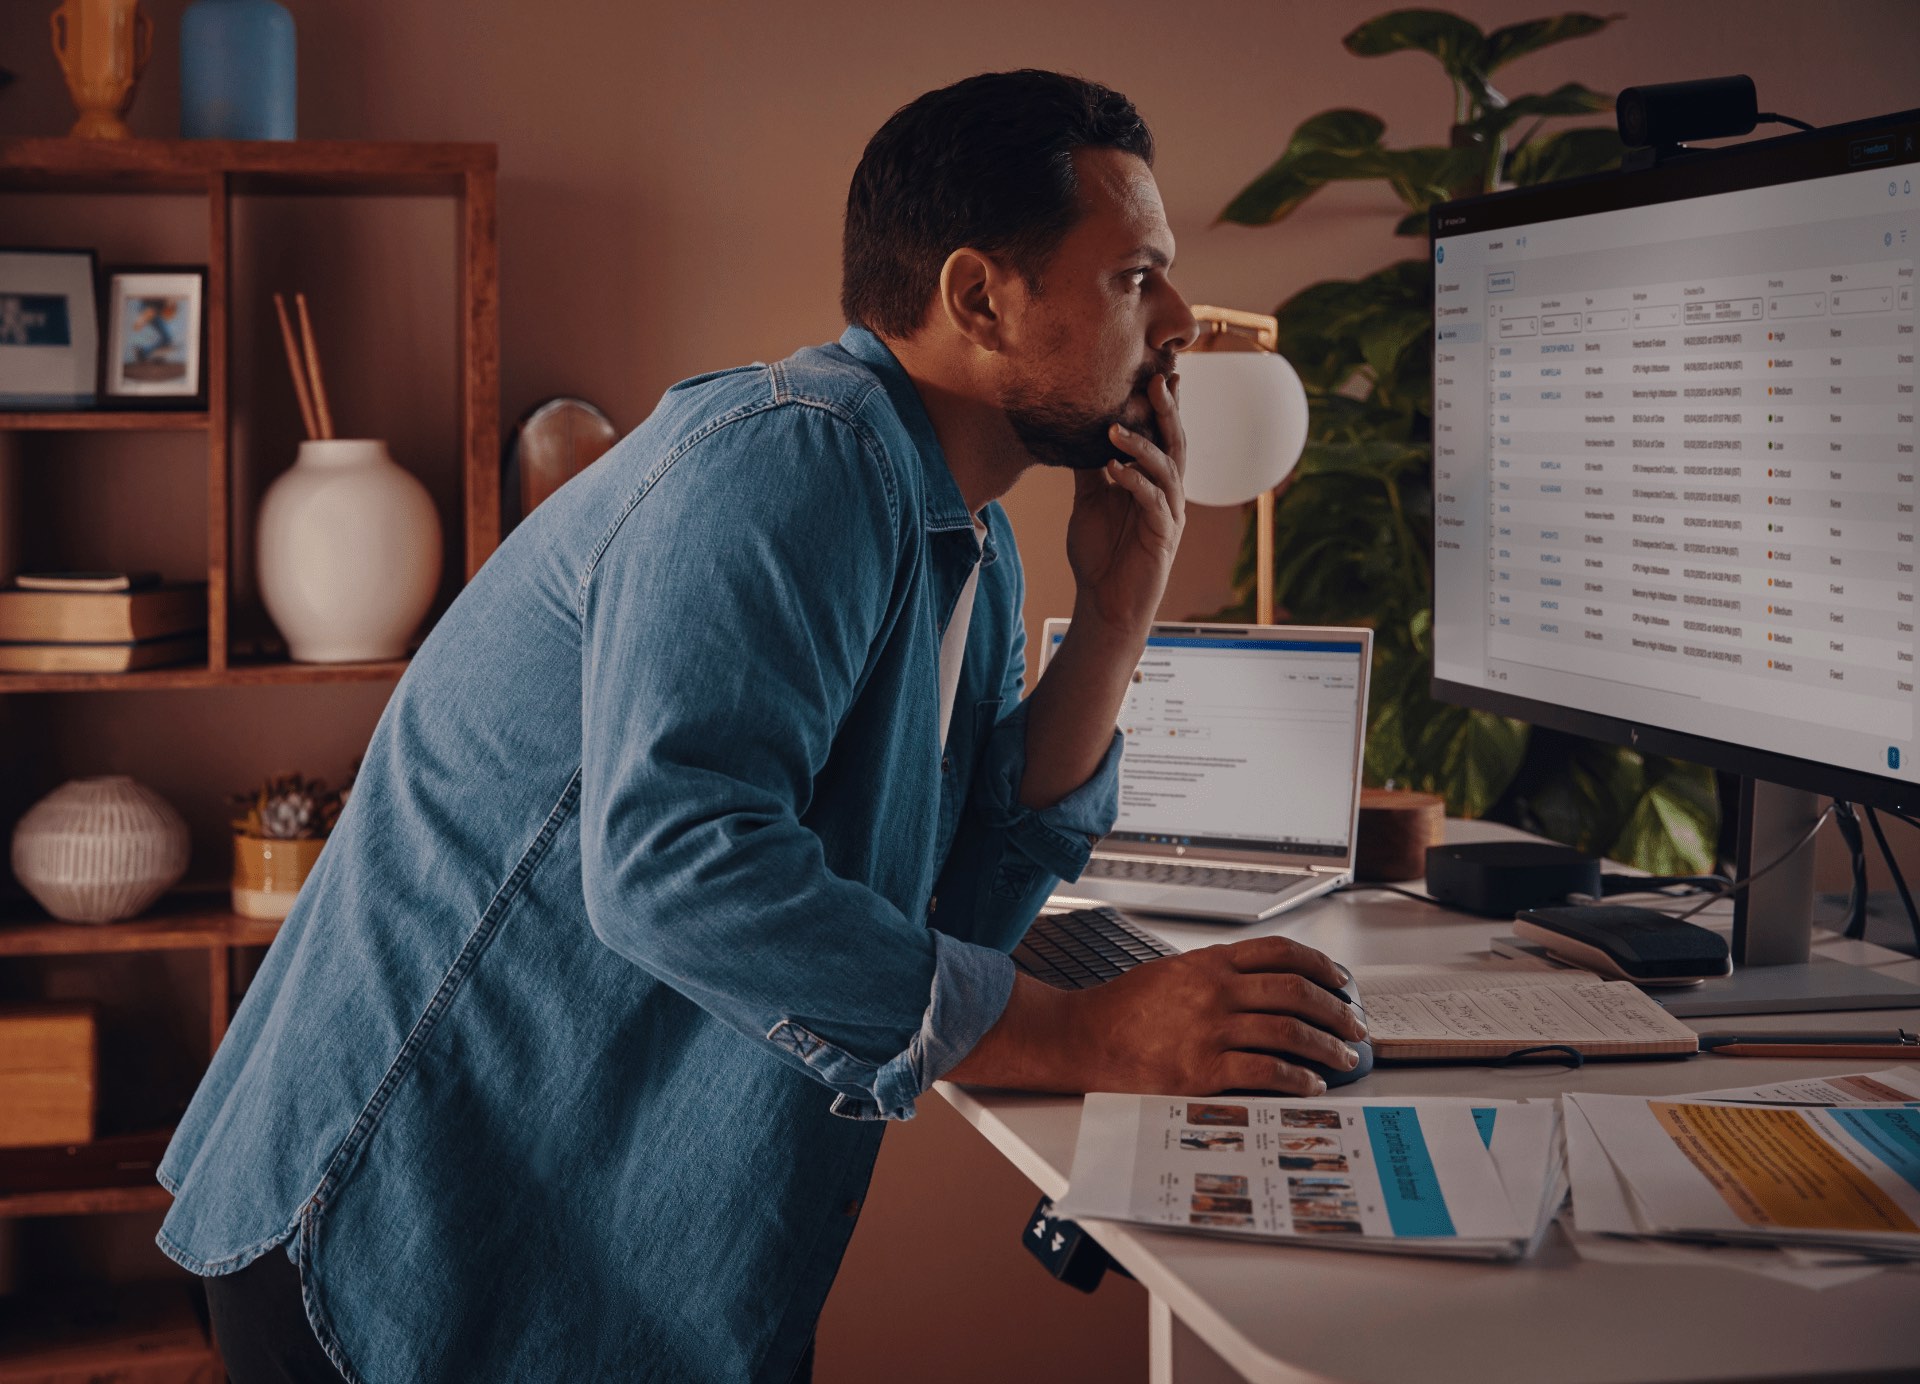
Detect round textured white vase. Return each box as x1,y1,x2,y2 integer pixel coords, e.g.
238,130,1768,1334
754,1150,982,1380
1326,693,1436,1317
10,776,191,924
257,439,443,662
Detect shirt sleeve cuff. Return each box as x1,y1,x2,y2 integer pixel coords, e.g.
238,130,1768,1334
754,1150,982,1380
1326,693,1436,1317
827,930,1015,1122
996,716,1124,883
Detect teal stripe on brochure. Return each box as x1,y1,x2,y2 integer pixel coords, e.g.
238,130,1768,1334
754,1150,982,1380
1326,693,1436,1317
1830,1108,1920,1196
1363,1107,1457,1237
1472,1108,1497,1148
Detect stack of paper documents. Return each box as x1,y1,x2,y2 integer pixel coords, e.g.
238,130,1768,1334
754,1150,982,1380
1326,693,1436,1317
1058,1094,1564,1261
1566,1067,1920,1262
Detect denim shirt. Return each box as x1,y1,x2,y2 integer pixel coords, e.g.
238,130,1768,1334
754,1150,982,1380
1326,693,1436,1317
154,327,1122,1383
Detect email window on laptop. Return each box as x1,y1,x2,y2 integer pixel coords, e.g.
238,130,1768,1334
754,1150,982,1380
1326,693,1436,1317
1047,628,1368,859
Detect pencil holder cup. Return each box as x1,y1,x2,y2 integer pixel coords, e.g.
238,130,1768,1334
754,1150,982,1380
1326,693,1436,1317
257,439,442,663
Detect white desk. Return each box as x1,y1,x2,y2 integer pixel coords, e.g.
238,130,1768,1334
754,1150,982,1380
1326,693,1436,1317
939,824,1920,1384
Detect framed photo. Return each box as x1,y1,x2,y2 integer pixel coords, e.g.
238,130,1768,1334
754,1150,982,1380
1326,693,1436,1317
104,266,207,405
0,248,99,410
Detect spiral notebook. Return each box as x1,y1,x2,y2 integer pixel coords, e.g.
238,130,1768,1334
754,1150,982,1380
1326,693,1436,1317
1352,960,1700,1062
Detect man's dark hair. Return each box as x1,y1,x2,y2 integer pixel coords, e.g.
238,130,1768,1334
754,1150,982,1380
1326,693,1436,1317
841,70,1154,339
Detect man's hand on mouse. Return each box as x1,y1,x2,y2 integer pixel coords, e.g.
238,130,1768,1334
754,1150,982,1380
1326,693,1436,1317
1059,936,1369,1097
950,935,1369,1098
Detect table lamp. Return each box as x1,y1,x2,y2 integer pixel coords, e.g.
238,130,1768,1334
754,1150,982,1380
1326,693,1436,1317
1178,305,1311,624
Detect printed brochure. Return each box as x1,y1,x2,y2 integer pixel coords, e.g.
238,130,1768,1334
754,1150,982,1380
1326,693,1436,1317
1566,1087,1920,1259
1058,1095,1561,1261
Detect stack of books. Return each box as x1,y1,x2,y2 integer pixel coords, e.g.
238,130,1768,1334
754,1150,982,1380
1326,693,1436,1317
0,576,207,674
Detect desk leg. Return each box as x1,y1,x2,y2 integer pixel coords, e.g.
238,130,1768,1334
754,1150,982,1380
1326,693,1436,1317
1148,1295,1246,1384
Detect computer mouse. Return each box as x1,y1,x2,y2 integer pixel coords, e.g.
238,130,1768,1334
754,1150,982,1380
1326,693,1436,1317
1297,972,1373,1089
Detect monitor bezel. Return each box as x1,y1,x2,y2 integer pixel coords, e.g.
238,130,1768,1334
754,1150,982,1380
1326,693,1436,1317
1428,106,1920,817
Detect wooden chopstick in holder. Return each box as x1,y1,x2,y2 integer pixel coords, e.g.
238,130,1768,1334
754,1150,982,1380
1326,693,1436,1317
294,293,335,441
272,292,319,441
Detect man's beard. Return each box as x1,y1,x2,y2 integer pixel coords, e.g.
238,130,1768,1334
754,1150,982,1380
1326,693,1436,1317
1003,357,1174,471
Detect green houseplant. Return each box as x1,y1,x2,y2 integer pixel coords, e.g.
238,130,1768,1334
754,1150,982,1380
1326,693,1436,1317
1210,8,1718,873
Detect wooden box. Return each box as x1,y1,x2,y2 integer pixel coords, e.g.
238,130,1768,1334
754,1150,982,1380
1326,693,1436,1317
0,1004,96,1148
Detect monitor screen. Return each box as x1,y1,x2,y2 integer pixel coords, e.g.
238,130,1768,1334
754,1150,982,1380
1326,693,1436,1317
1431,110,1920,807
1042,625,1368,858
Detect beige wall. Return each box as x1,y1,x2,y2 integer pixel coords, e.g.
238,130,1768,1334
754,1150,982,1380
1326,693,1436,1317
2,0,1917,1376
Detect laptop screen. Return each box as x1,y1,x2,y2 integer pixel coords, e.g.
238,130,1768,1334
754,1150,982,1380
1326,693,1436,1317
1043,624,1370,860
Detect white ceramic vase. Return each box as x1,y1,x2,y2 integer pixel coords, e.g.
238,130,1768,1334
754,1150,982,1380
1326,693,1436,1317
10,776,190,924
257,439,443,662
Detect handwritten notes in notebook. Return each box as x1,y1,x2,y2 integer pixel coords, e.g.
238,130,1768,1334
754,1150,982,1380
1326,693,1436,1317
1351,960,1700,1060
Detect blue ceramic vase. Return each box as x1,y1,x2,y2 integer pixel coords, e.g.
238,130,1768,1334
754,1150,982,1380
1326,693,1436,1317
180,0,296,140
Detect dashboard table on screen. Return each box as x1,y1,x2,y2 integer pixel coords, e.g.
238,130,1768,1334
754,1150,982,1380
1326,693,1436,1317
1429,107,1920,1013
1435,143,1917,779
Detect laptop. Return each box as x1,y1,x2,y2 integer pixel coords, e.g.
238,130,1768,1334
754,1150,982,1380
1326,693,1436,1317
1040,620,1372,924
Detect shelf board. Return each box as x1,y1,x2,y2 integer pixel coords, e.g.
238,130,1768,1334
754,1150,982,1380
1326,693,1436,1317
0,656,409,694
0,137,495,195
0,1280,215,1375
0,409,210,432
0,1182,174,1220
0,894,280,957
0,1131,174,1220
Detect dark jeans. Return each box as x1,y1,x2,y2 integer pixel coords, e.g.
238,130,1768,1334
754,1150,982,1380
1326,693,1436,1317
202,1248,344,1384
202,1248,818,1383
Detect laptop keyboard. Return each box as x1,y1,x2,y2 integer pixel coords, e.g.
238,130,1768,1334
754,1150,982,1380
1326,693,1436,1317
1011,907,1181,991
1082,857,1302,894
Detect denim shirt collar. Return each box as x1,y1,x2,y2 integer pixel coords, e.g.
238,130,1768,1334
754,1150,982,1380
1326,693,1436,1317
839,325,996,566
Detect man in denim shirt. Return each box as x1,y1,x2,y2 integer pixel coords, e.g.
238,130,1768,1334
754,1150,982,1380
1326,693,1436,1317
159,70,1368,1382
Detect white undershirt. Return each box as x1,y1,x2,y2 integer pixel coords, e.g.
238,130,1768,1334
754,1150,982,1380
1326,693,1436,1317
936,518,989,752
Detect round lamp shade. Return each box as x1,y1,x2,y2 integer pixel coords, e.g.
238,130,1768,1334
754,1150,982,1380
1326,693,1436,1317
1176,350,1310,507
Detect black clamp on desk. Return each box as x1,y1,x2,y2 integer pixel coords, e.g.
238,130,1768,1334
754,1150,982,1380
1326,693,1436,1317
1021,1196,1132,1294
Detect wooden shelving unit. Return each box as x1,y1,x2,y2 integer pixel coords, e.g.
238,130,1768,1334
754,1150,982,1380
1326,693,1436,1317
0,137,502,1375
0,1132,176,1220
0,137,500,694
0,896,281,959
0,895,281,1222
0,1281,218,1381
0,657,410,695
0,410,210,432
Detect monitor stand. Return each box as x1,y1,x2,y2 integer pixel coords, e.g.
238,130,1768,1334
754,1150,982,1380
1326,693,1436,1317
1656,779,1920,1019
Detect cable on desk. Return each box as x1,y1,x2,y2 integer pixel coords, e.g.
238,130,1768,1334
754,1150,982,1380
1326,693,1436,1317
1599,874,1727,897
1331,883,1484,916
1834,802,1869,940
1671,801,1838,922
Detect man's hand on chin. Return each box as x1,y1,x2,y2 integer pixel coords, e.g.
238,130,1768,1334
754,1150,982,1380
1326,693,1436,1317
1064,370,1186,640
1017,370,1184,810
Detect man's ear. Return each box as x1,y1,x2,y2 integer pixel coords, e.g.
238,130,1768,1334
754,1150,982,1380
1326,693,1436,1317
936,247,1020,352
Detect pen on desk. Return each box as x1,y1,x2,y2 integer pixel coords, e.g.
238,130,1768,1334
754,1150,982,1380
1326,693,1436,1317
1698,1029,1919,1059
